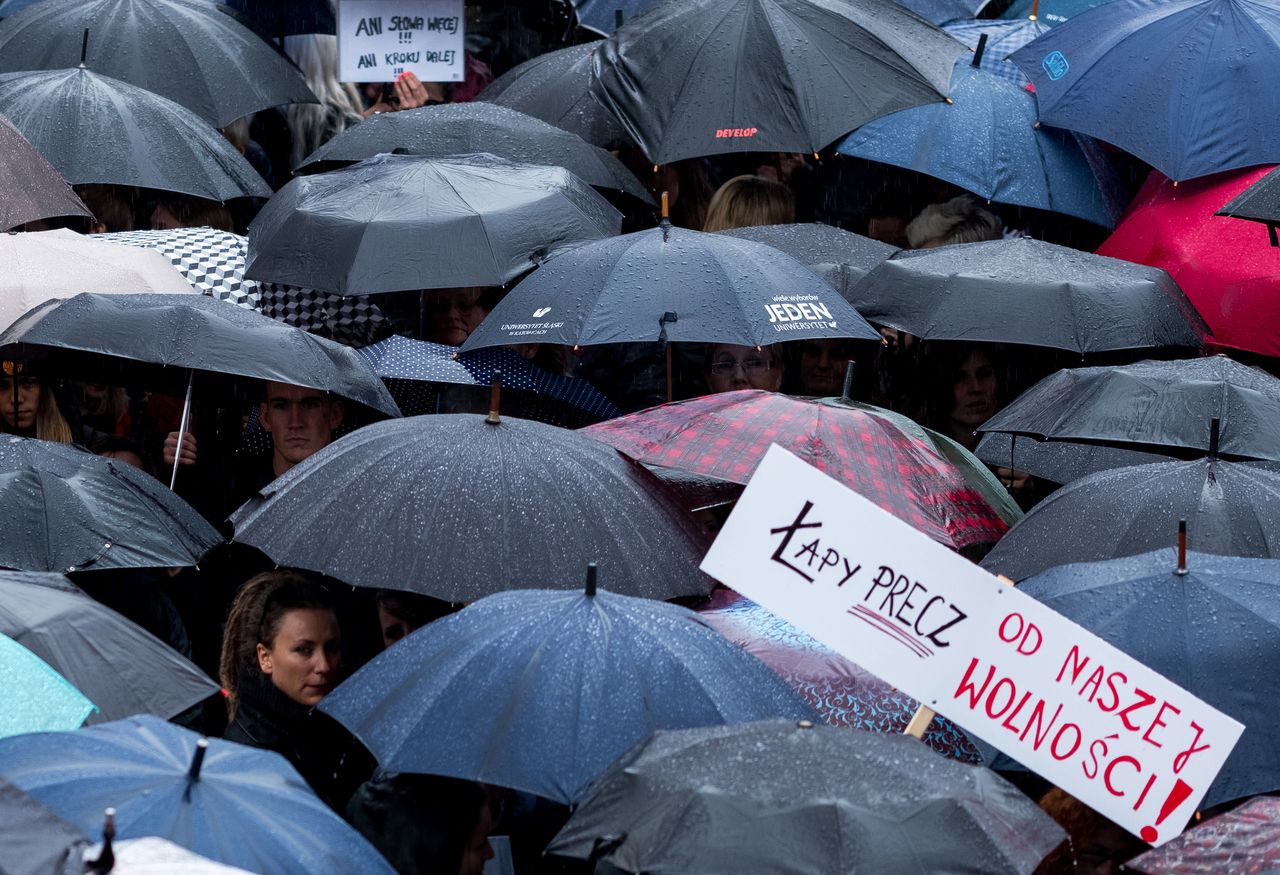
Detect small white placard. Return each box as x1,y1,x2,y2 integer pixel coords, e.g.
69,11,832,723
701,445,1244,847
338,0,465,83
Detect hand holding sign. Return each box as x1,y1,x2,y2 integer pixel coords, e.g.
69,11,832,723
701,446,1244,847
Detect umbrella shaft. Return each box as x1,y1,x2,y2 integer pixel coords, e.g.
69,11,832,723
169,371,195,491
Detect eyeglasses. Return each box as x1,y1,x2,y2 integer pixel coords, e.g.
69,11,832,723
709,359,774,377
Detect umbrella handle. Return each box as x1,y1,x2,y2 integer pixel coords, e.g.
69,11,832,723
169,370,195,491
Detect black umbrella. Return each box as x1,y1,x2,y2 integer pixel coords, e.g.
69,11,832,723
0,293,399,416
716,223,898,301
980,356,1280,462
547,719,1066,875
460,222,880,353
476,42,630,150
0,436,221,573
244,153,622,295
589,0,965,164
297,102,652,204
0,570,219,723
0,778,86,875
0,0,317,127
1217,164,1280,234
849,237,1207,353
230,413,713,602
0,67,270,201
0,111,89,231
220,0,335,38
975,431,1169,484
980,458,1280,581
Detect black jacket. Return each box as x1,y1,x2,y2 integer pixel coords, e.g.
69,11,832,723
223,669,372,811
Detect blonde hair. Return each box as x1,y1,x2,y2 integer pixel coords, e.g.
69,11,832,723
2,376,73,444
283,34,365,169
906,195,1002,248
219,570,335,718
703,175,795,232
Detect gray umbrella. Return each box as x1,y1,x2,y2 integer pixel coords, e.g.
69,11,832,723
0,436,221,573
716,223,898,301
229,413,713,602
297,102,652,204
0,0,317,127
0,67,270,201
980,458,1280,581
0,778,86,875
980,356,1280,462
476,42,630,150
547,719,1066,875
244,153,622,295
0,293,399,417
0,570,219,724
0,111,89,231
848,237,1207,353
975,431,1168,484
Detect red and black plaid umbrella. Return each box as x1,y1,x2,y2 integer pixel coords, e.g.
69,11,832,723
583,390,1009,551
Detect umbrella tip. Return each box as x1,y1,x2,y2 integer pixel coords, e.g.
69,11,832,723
585,562,598,597
1208,417,1220,460
86,808,115,873
972,33,988,68
1030,0,1040,19
486,372,502,425
615,8,624,28
188,738,209,783
80,29,89,67
1175,520,1188,576
841,360,855,401
797,719,815,729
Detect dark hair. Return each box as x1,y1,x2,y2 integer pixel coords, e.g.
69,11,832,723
90,435,150,474
922,343,1005,432
219,570,336,718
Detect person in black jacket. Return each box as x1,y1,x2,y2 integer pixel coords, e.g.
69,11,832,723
219,570,369,810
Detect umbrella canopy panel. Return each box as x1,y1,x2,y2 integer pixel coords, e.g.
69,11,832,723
0,0,317,126
715,223,898,301
0,111,89,231
0,633,96,738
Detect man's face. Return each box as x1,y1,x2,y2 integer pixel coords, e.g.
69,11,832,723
798,339,852,397
260,383,343,472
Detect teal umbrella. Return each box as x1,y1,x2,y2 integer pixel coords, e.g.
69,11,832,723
0,633,95,738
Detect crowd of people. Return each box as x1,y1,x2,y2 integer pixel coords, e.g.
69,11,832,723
3,0,1277,873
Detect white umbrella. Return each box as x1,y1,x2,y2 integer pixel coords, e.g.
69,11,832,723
83,837,257,875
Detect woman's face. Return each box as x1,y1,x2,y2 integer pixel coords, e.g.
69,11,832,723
256,608,342,706
706,344,782,393
425,287,490,346
949,350,999,429
0,376,41,431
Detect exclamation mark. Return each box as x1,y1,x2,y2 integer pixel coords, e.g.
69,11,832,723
1139,778,1193,843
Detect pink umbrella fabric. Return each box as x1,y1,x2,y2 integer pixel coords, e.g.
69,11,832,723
1127,796,1280,874
1097,166,1280,359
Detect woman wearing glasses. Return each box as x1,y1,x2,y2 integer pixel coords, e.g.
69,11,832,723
704,343,784,394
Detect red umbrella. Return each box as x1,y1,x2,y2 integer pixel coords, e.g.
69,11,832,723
1127,796,1280,874
582,389,1009,551
1097,166,1280,359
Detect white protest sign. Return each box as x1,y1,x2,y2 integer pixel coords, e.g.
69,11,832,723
701,445,1244,847
338,0,465,83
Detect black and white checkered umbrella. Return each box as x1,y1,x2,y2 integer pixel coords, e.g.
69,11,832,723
100,227,389,346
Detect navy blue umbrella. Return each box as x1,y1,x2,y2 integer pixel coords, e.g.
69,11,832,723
995,548,1280,808
944,17,1050,86
1010,0,1280,181
0,715,395,874
319,572,816,804
460,222,879,353
358,335,620,424
838,58,1121,227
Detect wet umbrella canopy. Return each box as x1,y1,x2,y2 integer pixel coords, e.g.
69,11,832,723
0,229,196,327
245,153,622,295
0,67,270,201
1009,0,1280,181
715,223,898,301
0,633,96,738
1218,164,1280,227
589,0,966,164
547,719,1066,875
848,237,1207,353
230,414,712,602
0,112,89,231
0,715,397,875
0,293,400,416
319,580,816,804
0,570,219,724
838,59,1122,227
0,0,317,127
297,102,652,204
1128,795,1280,874
0,436,221,573
943,17,1049,86
980,458,1280,580
476,42,630,150
998,549,1280,808
976,431,1171,484
460,224,879,352
979,356,1280,462
0,778,87,875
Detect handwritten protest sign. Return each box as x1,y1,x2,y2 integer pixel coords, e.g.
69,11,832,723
701,446,1244,847
338,0,464,83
